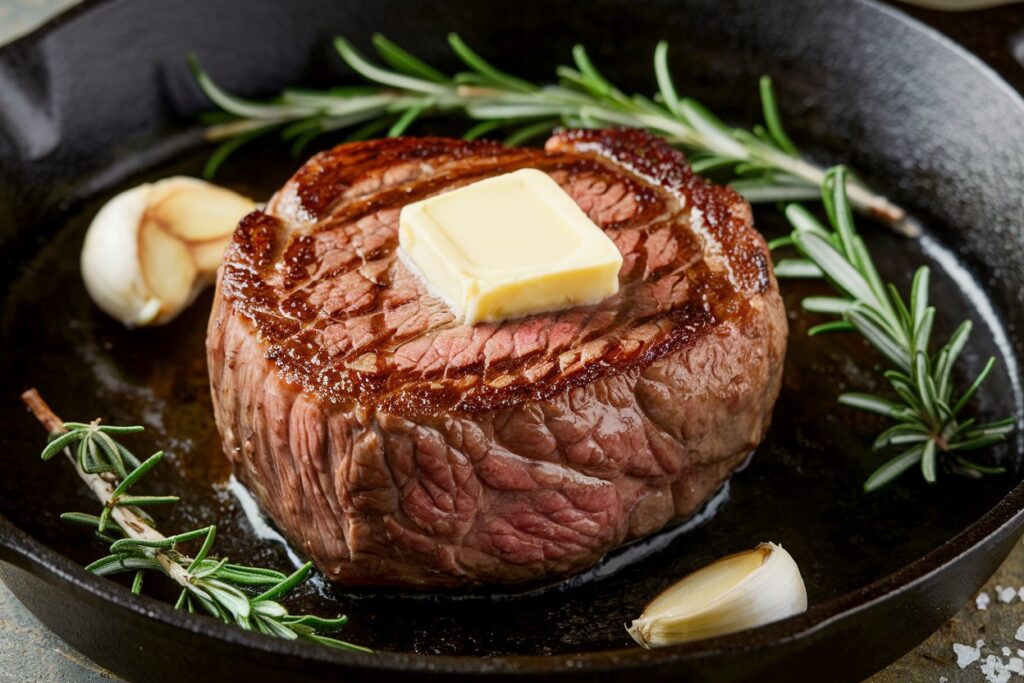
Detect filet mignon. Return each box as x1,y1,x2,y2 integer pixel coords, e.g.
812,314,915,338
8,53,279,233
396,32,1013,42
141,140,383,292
207,128,788,588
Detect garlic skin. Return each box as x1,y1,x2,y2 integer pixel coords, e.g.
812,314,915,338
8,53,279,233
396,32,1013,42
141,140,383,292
81,176,255,327
628,542,807,648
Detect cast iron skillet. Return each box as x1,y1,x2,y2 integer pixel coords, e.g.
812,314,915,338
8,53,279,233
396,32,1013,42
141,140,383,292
1,0,1024,680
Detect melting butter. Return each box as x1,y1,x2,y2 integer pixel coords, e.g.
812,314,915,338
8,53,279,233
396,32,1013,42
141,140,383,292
398,168,623,324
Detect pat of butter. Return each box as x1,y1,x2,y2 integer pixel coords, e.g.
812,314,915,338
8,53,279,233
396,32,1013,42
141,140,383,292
398,168,623,325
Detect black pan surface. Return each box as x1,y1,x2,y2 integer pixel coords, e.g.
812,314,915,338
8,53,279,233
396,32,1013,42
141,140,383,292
1,1,1023,681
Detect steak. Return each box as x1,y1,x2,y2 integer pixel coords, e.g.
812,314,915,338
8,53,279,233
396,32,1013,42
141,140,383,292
207,128,787,588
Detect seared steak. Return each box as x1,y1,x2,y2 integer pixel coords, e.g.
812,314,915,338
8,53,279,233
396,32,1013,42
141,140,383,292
207,128,787,588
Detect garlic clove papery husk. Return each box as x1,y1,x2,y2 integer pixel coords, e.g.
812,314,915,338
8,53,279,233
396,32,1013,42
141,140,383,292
81,176,255,327
627,542,807,648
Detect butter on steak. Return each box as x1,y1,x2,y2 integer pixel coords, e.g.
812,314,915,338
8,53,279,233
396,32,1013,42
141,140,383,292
207,128,787,588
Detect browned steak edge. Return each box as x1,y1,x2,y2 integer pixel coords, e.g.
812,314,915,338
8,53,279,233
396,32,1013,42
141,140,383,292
207,129,788,587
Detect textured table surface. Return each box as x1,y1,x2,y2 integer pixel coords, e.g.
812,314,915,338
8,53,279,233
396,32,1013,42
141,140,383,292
1,2,1023,682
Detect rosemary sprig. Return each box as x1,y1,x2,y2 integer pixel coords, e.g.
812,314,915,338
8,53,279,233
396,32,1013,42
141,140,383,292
188,34,917,236
774,168,1015,490
21,389,371,653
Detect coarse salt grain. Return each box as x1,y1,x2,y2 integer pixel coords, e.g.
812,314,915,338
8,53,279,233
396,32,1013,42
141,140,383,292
980,654,1012,683
955,642,983,668
948,585,1024,681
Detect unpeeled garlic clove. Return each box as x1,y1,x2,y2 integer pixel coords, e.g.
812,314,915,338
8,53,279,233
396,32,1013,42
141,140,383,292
627,542,807,648
81,176,256,327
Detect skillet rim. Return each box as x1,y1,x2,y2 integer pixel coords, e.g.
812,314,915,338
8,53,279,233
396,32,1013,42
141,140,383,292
1,0,1023,674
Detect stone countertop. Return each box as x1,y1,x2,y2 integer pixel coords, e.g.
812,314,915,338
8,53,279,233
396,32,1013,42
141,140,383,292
0,0,79,45
0,583,112,682
870,541,1024,682
2,1,1024,682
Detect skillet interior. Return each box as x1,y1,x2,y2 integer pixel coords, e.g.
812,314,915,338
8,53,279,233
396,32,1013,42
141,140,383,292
0,0,1023,680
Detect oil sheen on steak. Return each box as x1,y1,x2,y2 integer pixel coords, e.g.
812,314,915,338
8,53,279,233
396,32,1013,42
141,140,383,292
207,128,788,588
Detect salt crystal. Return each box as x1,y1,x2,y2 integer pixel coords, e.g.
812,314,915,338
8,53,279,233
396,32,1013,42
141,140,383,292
1003,647,1012,656
1017,649,1024,657
1016,623,1024,642
978,591,992,610
1009,657,1024,674
939,678,947,683
980,654,1012,683
998,586,1017,603
956,642,983,668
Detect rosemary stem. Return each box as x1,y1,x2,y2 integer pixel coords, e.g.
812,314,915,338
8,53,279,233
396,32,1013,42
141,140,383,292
20,389,191,586
777,167,1012,489
205,117,292,141
22,389,371,652
764,151,918,237
637,107,916,235
190,34,920,237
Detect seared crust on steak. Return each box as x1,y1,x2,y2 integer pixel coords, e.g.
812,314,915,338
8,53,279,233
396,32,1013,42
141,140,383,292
208,129,787,587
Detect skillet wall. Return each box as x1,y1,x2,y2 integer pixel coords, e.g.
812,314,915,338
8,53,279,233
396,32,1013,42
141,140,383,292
1,1,1024,681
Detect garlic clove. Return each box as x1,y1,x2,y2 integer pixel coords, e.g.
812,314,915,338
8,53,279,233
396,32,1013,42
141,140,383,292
138,216,199,317
627,542,807,648
149,179,256,242
80,176,256,327
81,184,160,327
191,239,236,275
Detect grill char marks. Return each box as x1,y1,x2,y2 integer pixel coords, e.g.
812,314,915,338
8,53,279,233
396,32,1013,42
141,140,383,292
547,128,771,294
220,133,769,416
208,129,788,588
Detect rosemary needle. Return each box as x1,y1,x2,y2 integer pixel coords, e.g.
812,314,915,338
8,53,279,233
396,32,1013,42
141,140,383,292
187,34,917,236
22,389,371,653
775,168,1014,490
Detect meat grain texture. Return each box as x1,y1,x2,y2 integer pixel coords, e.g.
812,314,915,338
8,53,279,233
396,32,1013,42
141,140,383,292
207,129,788,588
